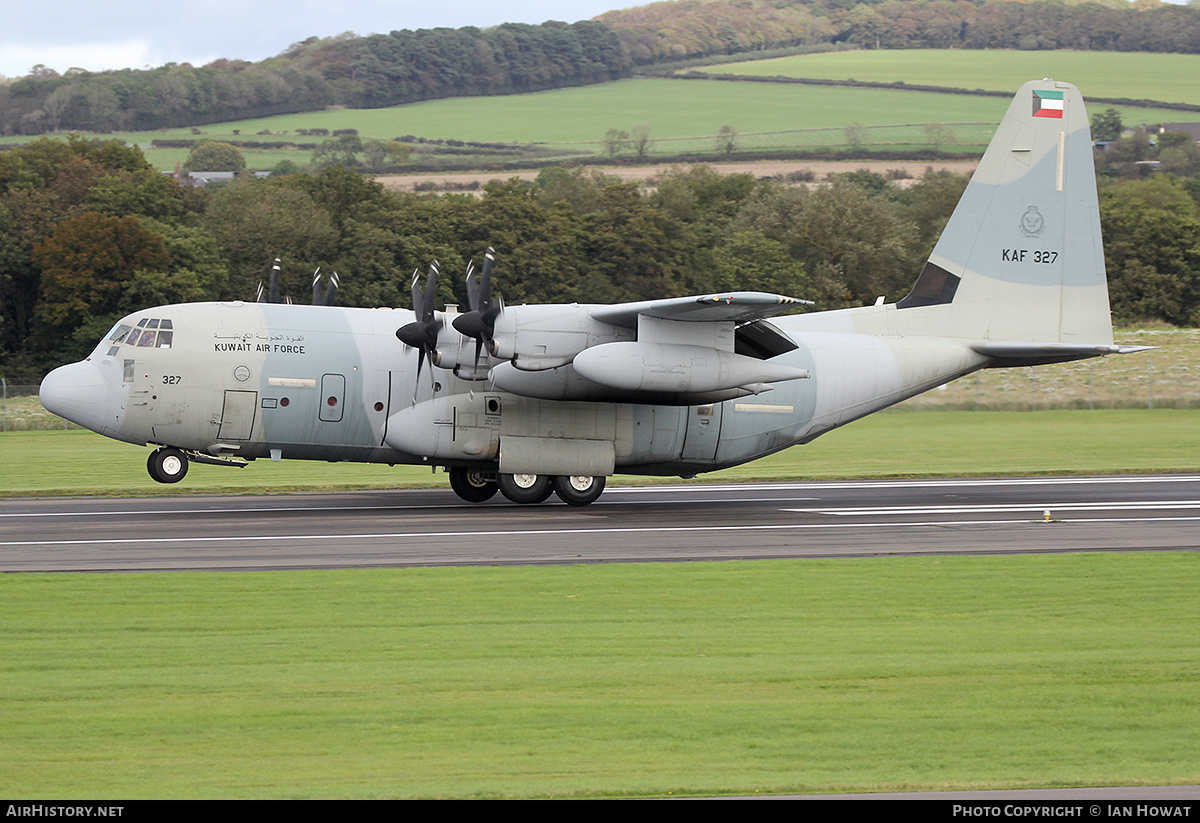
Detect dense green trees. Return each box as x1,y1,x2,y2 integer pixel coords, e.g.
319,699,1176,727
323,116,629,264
1100,176,1200,326
3,136,1200,379
32,213,171,358
0,137,207,371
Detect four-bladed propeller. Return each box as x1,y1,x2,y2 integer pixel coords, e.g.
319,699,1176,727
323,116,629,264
452,247,503,373
257,259,340,305
395,262,444,398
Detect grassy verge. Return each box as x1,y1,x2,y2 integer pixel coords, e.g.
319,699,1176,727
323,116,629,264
2,408,1199,497
3,554,1198,798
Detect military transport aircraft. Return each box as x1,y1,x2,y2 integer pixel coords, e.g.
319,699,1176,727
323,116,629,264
40,80,1146,506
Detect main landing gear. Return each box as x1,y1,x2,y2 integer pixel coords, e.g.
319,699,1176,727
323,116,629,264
447,468,606,506
448,467,498,502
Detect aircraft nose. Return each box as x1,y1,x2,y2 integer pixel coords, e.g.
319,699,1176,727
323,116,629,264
39,361,113,433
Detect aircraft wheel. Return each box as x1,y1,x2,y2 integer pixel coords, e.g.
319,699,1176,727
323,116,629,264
553,474,606,507
449,467,498,503
498,473,554,504
147,447,189,484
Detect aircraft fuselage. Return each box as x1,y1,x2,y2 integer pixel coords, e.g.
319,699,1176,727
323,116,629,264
43,299,989,480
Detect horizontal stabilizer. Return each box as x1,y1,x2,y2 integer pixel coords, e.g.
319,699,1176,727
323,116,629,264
973,341,1155,367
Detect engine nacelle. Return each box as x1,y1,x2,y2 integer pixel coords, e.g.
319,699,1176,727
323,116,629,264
489,304,633,370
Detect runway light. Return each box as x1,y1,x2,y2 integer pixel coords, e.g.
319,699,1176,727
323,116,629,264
1044,509,1051,522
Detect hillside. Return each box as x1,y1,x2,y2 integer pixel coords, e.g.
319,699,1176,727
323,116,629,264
3,0,1200,136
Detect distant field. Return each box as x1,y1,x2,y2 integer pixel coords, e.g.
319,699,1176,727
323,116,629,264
700,49,1200,107
5,73,1195,172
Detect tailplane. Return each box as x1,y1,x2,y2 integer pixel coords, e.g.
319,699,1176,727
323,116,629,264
899,80,1115,350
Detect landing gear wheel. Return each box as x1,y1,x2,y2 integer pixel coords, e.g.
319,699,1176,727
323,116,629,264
147,447,189,484
498,473,554,504
552,474,605,507
449,467,498,503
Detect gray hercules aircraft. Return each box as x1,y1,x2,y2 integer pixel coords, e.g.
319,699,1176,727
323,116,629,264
40,80,1145,505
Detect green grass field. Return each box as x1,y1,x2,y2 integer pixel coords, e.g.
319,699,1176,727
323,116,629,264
3,408,1199,497
6,65,1196,172
701,49,1200,107
3,554,1198,798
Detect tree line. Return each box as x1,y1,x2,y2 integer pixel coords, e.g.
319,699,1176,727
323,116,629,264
2,135,1199,381
599,0,1200,64
0,21,628,135
4,1,1200,136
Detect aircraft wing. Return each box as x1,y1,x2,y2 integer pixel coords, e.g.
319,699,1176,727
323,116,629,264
590,292,812,329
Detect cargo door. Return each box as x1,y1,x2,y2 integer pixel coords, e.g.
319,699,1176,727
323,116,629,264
217,390,258,440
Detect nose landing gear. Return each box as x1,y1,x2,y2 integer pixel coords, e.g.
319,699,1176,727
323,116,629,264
147,447,189,484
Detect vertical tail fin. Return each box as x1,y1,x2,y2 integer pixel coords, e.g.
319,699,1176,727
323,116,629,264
899,80,1114,347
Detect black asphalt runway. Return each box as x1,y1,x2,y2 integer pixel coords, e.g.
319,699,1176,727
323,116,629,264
4,474,1200,572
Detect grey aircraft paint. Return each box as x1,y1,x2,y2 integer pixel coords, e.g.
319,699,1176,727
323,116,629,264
40,81,1148,505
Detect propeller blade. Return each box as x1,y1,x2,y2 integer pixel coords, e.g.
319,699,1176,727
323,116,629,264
268,258,281,304
422,261,439,322
478,247,494,309
323,271,339,307
409,269,422,318
311,267,322,306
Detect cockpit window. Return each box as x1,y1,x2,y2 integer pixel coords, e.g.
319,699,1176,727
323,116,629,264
109,319,174,348
109,324,134,344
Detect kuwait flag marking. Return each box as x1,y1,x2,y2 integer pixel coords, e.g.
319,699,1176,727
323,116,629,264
1033,89,1064,119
